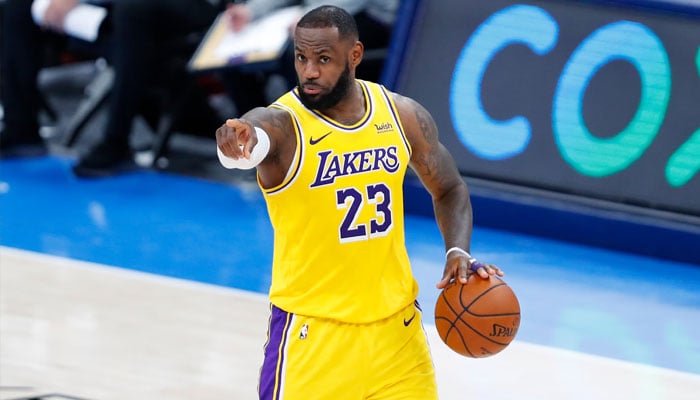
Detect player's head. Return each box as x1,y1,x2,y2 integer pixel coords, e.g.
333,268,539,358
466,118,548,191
293,6,363,110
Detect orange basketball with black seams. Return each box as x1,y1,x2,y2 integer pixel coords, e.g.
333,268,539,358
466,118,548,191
434,274,521,358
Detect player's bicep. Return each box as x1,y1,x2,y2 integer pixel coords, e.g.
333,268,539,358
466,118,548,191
399,97,462,197
406,102,439,177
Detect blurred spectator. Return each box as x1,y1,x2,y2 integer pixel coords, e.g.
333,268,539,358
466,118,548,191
71,0,226,177
220,0,399,114
0,0,230,177
0,0,98,158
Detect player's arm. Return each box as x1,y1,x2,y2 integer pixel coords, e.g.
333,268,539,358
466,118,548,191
215,106,297,189
392,93,503,287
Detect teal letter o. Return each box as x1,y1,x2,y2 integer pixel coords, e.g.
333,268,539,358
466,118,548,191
553,22,671,177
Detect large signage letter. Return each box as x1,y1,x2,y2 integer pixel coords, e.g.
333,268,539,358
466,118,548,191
553,22,671,177
450,5,558,159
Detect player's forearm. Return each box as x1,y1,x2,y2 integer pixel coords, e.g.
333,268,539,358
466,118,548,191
433,181,473,252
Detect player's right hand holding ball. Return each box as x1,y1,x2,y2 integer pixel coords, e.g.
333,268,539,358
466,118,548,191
437,249,504,289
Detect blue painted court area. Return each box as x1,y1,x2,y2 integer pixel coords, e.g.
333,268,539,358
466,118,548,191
1,156,699,375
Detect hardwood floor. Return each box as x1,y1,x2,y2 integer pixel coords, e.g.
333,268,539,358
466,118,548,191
3,247,699,400
1,248,267,400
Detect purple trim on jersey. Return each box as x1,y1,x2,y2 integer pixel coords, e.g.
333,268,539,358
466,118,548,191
291,81,373,131
379,86,412,157
259,305,292,400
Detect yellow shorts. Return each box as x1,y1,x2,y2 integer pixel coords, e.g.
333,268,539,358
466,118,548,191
258,301,438,400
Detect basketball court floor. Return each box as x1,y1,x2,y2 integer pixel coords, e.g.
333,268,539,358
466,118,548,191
1,155,699,399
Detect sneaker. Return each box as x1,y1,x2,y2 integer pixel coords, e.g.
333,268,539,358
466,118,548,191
0,137,48,159
72,140,137,178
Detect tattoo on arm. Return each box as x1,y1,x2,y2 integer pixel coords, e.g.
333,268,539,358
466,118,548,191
267,112,288,132
413,104,441,178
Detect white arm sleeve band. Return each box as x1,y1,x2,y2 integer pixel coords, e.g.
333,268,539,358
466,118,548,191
217,126,271,170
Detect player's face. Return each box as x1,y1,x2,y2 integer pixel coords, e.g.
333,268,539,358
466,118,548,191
294,27,355,110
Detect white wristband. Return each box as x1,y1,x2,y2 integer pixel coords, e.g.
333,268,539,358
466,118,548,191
445,247,474,261
217,126,270,170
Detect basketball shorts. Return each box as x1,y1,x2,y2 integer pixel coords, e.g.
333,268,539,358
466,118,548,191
258,301,438,400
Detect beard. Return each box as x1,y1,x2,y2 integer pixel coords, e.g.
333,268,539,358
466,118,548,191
298,63,352,111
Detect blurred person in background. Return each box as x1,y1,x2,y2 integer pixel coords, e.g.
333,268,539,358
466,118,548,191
71,0,226,177
0,0,95,158
0,0,231,177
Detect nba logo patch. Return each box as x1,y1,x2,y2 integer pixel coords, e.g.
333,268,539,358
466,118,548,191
300,324,309,340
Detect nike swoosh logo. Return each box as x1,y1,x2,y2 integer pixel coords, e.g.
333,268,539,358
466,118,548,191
309,131,332,145
403,312,416,327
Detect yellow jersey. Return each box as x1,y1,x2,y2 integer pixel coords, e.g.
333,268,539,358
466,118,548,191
261,80,418,323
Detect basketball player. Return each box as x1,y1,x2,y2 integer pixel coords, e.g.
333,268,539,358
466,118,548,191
215,6,504,399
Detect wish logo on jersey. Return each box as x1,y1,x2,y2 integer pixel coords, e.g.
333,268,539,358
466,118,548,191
374,122,394,133
310,146,400,187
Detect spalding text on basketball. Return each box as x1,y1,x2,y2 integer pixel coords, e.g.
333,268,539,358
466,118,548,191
490,323,517,338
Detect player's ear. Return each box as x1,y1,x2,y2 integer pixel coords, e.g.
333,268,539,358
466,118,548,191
350,40,363,68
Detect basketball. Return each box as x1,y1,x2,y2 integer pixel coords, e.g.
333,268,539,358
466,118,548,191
434,274,520,358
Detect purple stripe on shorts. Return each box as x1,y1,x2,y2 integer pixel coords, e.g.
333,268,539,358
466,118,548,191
259,305,291,400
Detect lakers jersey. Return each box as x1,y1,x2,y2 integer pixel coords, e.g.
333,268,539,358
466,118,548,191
261,80,419,323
